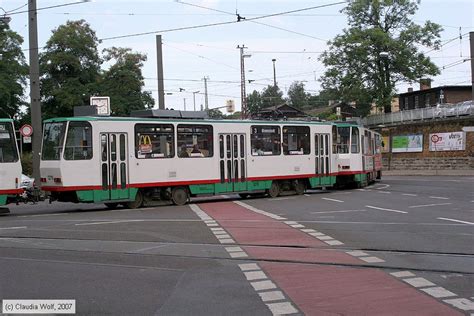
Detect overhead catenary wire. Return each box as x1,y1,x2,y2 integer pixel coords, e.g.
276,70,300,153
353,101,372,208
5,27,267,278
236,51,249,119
4,0,90,16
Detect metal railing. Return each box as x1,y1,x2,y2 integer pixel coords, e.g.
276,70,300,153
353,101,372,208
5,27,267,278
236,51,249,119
364,100,474,126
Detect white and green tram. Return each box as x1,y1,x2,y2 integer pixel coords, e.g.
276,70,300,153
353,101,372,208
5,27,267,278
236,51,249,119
0,119,23,206
40,116,379,207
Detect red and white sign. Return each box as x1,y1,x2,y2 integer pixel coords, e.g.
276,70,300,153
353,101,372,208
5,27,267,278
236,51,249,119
19,124,33,137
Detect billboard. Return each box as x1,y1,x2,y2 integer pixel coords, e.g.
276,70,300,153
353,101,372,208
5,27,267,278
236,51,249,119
392,134,423,153
429,132,465,151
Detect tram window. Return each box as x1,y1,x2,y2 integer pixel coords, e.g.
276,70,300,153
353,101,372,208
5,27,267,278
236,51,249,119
241,160,245,181
240,135,244,158
314,135,319,155
119,134,126,161
336,127,350,154
226,135,231,159
120,163,126,189
325,135,329,155
283,126,310,155
63,122,93,160
219,135,224,159
332,125,337,154
111,134,117,161
351,127,360,153
177,124,213,158
101,135,108,162
0,122,18,163
233,135,238,158
42,122,66,160
220,161,225,183
250,125,281,156
101,164,108,190
135,124,174,159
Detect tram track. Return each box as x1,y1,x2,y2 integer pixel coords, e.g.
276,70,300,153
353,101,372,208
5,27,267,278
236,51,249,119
0,236,473,274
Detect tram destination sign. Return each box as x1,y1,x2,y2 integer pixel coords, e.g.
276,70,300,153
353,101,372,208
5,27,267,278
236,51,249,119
429,132,465,151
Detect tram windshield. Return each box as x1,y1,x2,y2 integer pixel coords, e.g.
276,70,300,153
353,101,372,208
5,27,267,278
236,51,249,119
0,122,18,163
42,122,66,160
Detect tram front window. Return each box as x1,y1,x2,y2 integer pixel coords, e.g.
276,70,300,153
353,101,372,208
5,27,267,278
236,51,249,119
0,122,18,163
64,122,93,160
42,122,66,160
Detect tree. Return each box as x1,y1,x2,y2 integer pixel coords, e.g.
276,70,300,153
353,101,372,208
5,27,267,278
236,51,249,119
99,47,154,116
320,0,442,113
246,90,263,115
206,108,224,119
261,85,284,108
0,22,28,118
287,81,310,109
40,20,101,118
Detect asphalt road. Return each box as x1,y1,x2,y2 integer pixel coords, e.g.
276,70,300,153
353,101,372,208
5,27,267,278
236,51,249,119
0,176,472,315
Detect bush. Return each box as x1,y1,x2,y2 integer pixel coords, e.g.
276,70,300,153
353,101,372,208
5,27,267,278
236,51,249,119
21,151,33,176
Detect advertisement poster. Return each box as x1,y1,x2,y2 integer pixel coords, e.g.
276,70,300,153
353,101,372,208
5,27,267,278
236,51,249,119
392,134,423,153
429,132,465,151
381,136,390,153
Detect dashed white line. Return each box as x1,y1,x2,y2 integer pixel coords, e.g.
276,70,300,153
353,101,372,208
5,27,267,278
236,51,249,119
266,302,298,315
258,291,285,302
244,271,268,281
409,203,452,208
377,191,391,194
315,235,333,241
239,263,259,271
366,205,408,214
301,229,317,233
437,217,474,225
346,250,369,257
359,256,385,263
290,224,305,228
420,287,457,298
0,226,27,230
251,280,277,291
429,196,450,200
229,252,247,258
403,277,435,288
75,220,144,226
443,298,474,311
375,184,390,190
311,210,367,214
309,232,325,237
390,271,415,278
322,197,344,203
324,240,344,246
402,193,418,196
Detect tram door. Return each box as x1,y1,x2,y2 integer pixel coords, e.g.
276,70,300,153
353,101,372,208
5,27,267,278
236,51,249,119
100,133,130,201
315,133,331,185
218,134,247,193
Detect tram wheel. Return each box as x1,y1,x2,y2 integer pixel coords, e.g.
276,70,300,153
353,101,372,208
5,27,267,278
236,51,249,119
172,187,189,206
267,182,280,198
126,190,144,209
294,181,306,195
104,202,119,210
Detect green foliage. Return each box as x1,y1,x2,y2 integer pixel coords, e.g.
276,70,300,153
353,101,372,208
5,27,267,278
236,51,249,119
0,23,28,118
246,90,263,115
99,47,154,116
40,20,102,118
320,0,442,113
206,108,224,119
287,81,310,109
261,85,284,108
21,151,33,176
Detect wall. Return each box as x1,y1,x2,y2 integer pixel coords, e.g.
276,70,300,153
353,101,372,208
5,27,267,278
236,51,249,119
378,117,474,170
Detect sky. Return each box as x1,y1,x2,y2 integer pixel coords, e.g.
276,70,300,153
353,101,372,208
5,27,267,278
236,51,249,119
1,0,473,114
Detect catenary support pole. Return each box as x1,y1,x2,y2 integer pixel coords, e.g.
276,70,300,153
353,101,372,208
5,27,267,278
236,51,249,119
156,35,165,109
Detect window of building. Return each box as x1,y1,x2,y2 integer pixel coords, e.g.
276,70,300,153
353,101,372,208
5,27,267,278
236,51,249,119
42,122,66,160
351,127,360,153
250,125,281,156
414,96,419,108
64,122,93,160
282,126,310,155
0,122,18,163
336,126,350,154
135,124,174,159
177,124,213,158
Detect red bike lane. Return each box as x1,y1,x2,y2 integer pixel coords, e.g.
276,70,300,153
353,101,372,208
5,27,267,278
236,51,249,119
198,201,461,315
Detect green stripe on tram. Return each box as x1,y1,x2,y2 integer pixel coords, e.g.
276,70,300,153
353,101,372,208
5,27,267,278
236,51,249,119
0,195,7,206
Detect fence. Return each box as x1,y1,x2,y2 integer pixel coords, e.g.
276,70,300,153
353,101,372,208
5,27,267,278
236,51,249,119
364,101,474,126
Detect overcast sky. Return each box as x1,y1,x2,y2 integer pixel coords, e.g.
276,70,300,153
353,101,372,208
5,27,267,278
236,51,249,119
2,0,473,113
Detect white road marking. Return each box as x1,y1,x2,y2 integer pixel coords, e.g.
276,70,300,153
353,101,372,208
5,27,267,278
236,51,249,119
225,246,242,252
204,220,216,224
0,226,27,230
309,232,325,236
390,271,415,278
437,217,474,225
311,210,367,214
268,197,294,201
284,221,298,225
443,298,474,311
359,256,385,263
234,201,286,220
315,235,333,240
29,213,64,217
215,234,232,240
346,251,369,257
403,277,435,288
229,252,247,258
378,191,391,194
420,287,457,298
210,227,224,231
239,263,259,271
324,240,344,246
75,220,144,226
219,239,235,244
365,205,408,214
266,302,298,315
409,203,452,208
301,229,317,233
213,231,228,235
258,291,285,302
251,280,277,291
290,224,305,228
206,223,219,227
244,271,268,281
322,197,344,203
402,193,418,196
429,196,450,200
304,194,311,197
375,184,390,190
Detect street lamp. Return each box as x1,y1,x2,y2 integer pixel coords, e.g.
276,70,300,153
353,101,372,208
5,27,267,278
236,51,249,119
192,90,200,111
272,58,277,87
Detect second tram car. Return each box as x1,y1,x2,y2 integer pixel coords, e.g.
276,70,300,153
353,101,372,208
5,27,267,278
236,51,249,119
0,119,23,206
40,116,381,207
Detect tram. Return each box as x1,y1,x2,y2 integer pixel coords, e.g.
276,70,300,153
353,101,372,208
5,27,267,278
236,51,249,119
40,115,381,207
0,119,23,206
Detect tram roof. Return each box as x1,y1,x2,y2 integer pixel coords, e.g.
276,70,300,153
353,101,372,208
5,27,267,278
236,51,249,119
43,116,338,126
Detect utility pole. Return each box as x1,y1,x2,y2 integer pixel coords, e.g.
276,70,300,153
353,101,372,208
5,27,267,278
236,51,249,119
156,35,165,109
192,91,200,111
28,0,42,187
183,98,186,111
237,45,250,119
203,76,209,110
272,58,277,87
470,32,474,101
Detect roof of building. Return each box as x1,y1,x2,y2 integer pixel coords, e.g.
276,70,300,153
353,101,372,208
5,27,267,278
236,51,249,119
398,85,471,97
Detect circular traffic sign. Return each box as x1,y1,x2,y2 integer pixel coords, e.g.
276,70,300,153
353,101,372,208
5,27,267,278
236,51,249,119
431,134,440,143
20,124,33,137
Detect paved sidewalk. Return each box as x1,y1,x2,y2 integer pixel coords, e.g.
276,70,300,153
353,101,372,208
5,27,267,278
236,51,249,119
382,169,474,176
